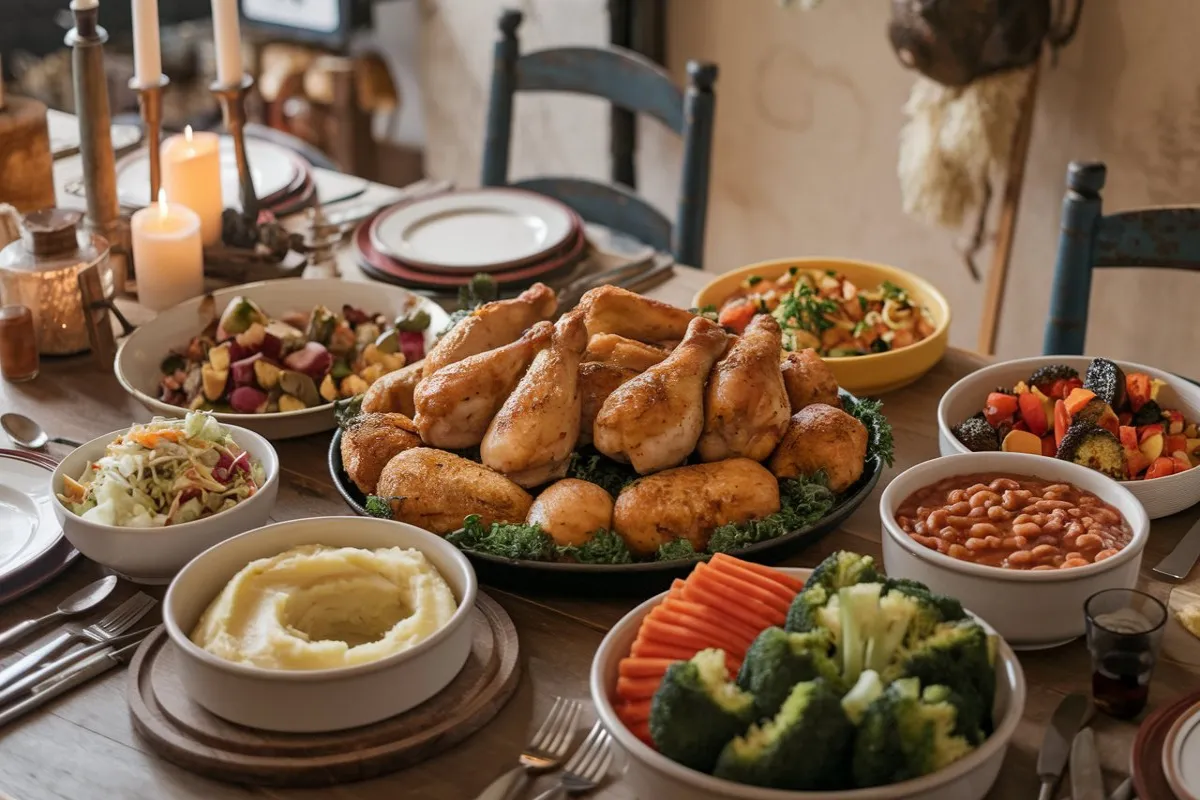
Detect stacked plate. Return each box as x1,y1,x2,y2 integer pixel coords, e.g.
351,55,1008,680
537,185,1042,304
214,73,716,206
355,188,587,291
1134,690,1200,799
115,137,317,216
0,450,78,605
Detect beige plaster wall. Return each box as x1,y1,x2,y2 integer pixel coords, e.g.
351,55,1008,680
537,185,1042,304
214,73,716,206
420,0,1200,375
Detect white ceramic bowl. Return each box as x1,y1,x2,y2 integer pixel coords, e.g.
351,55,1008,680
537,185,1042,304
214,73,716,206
51,425,279,584
114,278,450,440
881,452,1150,649
163,516,478,733
938,355,1200,519
591,567,1027,800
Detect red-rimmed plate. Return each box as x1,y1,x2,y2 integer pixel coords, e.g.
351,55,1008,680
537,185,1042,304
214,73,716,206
1133,690,1200,800
0,450,79,605
1166,699,1200,800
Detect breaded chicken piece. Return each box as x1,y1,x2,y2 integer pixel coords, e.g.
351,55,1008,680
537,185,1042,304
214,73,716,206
781,348,841,412
376,448,532,534
423,282,557,377
577,362,639,446
612,459,780,557
527,479,614,547
340,413,423,494
361,360,424,417
768,403,867,492
583,334,669,372
580,284,696,343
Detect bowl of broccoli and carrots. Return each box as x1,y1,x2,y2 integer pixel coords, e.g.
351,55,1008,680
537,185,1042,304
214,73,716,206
589,551,1026,800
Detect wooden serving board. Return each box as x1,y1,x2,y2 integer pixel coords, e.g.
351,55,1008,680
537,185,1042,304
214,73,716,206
128,593,520,787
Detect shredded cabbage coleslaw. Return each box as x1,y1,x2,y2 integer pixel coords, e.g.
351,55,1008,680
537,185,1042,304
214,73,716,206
58,412,265,528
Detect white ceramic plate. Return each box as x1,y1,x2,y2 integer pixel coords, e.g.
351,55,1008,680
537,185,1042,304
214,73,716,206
370,189,574,270
1166,700,1200,800
114,279,450,440
116,138,300,209
0,454,64,584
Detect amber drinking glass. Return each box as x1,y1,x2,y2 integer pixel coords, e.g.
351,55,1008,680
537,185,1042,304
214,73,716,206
1084,588,1167,720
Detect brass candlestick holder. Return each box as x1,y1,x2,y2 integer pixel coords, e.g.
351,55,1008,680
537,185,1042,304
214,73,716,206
210,74,260,220
129,73,169,202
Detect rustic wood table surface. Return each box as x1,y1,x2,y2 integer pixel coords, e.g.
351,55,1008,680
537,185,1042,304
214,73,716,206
2,257,1200,799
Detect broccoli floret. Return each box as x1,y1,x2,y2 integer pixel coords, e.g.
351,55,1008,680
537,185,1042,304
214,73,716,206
737,627,841,717
922,684,985,745
841,669,885,725
838,583,923,684
714,679,853,790
805,551,880,593
785,584,831,633
884,577,967,623
649,649,756,773
851,678,975,788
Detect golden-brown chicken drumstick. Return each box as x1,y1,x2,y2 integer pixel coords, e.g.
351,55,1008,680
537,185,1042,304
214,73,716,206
577,362,639,446
583,333,669,372
593,317,728,474
340,413,423,494
768,403,867,492
781,348,841,412
422,282,557,377
580,284,696,343
698,315,791,462
413,321,552,449
481,311,588,487
361,360,424,417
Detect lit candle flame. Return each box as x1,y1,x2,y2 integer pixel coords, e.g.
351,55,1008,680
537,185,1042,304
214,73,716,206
184,125,193,143
157,188,169,219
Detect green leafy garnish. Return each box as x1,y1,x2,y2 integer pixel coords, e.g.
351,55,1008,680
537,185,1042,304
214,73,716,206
447,514,556,561
567,450,639,497
364,495,398,519
559,529,633,564
844,395,895,467
747,275,764,286
880,281,908,302
707,472,836,553
656,538,704,562
334,395,364,429
439,274,500,336
774,283,838,335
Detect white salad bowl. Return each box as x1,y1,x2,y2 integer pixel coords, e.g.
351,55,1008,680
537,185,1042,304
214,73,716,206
880,452,1150,649
163,516,477,733
51,425,279,584
591,567,1027,800
938,355,1200,519
114,278,450,440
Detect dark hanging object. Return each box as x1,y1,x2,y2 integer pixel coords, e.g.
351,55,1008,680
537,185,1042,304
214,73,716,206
888,0,1052,86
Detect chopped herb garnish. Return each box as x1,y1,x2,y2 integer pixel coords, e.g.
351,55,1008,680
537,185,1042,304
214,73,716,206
657,538,704,561
880,281,908,302
566,449,639,496
364,495,398,519
747,275,764,286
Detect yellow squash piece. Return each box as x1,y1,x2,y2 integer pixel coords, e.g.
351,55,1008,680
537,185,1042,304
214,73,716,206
1001,429,1042,455
201,363,229,401
279,394,306,412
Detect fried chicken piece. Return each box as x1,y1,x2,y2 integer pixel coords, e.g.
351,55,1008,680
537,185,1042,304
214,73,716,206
413,322,552,449
613,459,780,557
583,333,669,372
340,413,423,494
781,348,840,412
769,403,867,492
577,362,639,446
526,479,614,547
422,282,557,377
482,311,588,487
376,448,532,534
593,317,728,474
361,360,424,417
580,284,696,343
698,315,791,462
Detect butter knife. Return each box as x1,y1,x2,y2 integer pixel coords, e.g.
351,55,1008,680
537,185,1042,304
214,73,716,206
0,625,158,708
1037,692,1090,800
0,641,141,729
1070,727,1106,800
1153,517,1200,580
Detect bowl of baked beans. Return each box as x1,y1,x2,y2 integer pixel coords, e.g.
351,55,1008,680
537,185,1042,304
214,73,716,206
880,452,1149,650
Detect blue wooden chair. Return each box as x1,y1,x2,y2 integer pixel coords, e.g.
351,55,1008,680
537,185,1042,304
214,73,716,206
1045,161,1200,354
481,9,718,269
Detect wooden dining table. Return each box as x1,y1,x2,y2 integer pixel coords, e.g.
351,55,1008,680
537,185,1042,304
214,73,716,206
2,251,1200,799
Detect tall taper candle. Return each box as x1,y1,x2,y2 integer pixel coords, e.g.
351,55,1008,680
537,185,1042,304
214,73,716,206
211,0,243,87
131,0,161,86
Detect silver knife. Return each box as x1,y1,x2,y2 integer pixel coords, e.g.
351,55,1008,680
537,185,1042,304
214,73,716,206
1071,727,1106,800
1037,692,1090,800
0,625,158,708
0,640,142,728
1153,517,1200,580
1108,776,1134,800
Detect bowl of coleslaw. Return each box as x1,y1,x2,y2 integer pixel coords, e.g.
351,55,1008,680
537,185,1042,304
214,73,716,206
51,412,279,584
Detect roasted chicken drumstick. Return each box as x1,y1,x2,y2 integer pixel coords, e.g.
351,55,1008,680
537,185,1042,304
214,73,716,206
422,282,556,377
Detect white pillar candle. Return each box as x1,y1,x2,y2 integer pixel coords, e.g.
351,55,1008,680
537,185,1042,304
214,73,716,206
161,126,223,245
211,0,243,87
132,190,204,312
131,0,162,87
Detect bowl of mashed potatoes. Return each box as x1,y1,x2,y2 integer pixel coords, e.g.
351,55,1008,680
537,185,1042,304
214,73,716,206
163,516,477,732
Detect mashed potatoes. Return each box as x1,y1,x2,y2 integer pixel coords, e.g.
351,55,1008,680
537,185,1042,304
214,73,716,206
191,545,458,670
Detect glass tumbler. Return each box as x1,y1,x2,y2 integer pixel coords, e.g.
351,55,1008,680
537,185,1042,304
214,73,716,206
1084,588,1167,720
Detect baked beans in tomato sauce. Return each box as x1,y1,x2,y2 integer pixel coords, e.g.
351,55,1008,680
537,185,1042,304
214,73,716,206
894,473,1132,570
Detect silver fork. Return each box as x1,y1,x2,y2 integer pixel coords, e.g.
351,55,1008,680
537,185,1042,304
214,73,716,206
474,696,583,800
531,721,613,800
0,592,157,691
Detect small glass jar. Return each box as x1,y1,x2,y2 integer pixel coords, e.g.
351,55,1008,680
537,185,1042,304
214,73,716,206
0,304,39,381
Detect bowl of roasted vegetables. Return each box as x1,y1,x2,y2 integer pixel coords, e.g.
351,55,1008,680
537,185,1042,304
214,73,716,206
693,258,950,396
590,551,1025,800
115,279,449,440
938,356,1200,519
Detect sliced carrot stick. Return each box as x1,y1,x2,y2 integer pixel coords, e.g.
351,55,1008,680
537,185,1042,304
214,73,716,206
711,553,805,593
709,554,801,604
616,676,664,700
693,561,790,616
662,597,760,644
681,578,776,633
630,640,737,672
651,605,752,655
619,698,653,723
668,579,687,599
639,616,724,654
618,657,676,679
627,720,653,744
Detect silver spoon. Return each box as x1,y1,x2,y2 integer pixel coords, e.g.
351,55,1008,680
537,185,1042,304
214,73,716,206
0,576,118,649
0,413,82,450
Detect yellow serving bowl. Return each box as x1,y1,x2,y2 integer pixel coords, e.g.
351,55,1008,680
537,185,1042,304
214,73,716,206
694,257,951,396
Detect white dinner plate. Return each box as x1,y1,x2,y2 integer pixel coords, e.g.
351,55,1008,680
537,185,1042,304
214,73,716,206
370,189,574,271
0,454,64,585
116,138,300,209
1165,700,1200,800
